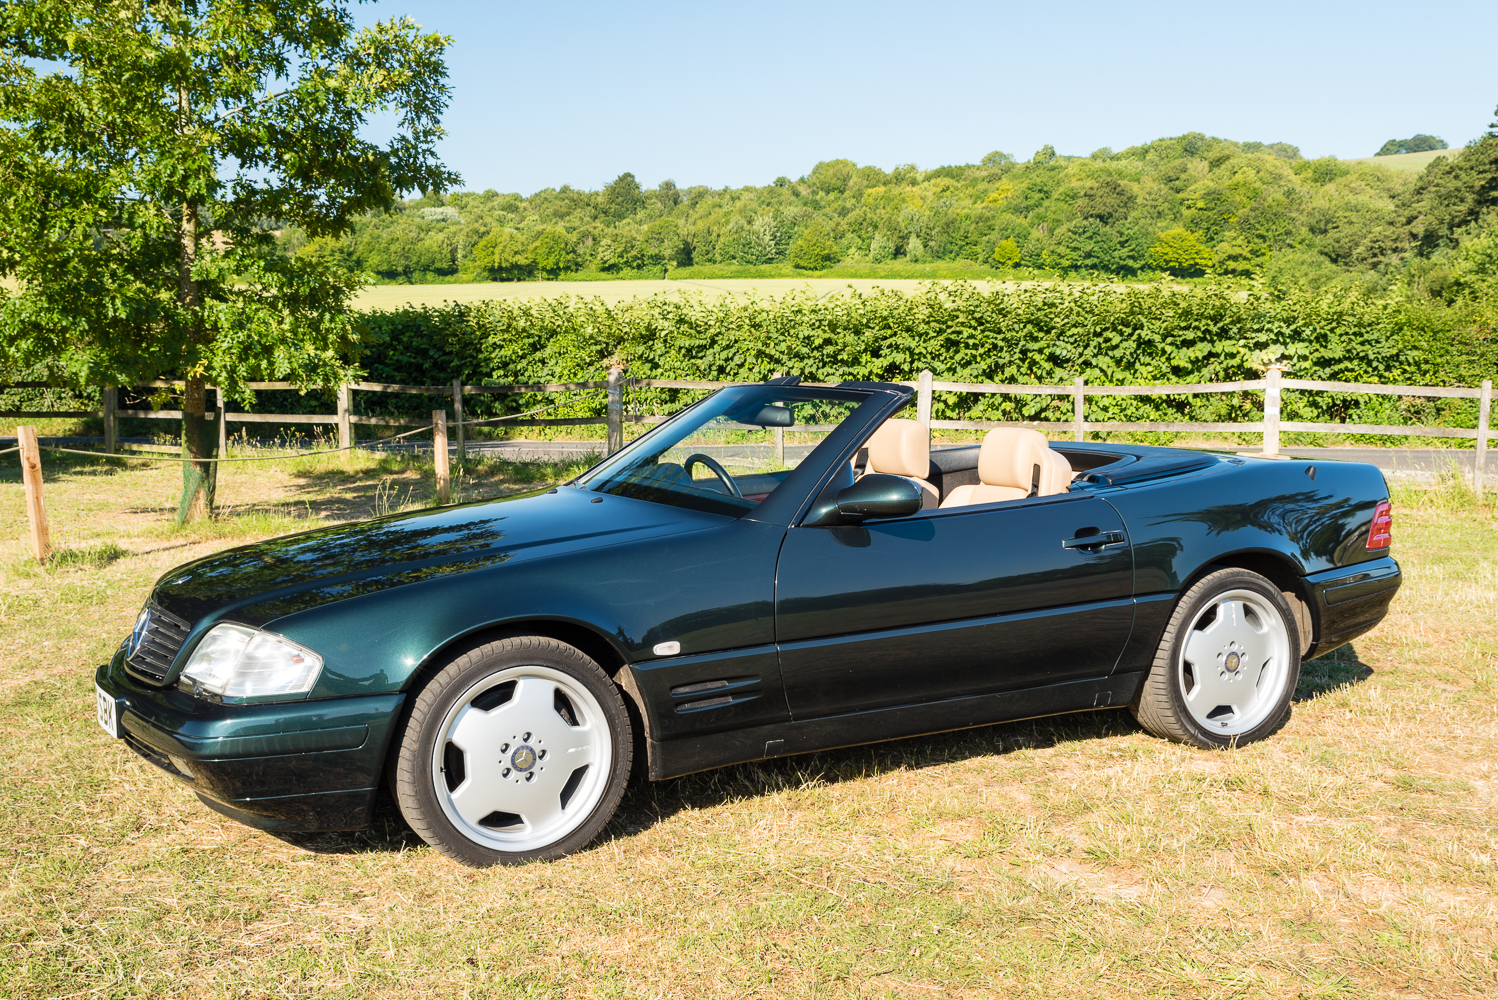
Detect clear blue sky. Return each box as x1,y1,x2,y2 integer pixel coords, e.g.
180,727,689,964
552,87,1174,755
362,0,1498,196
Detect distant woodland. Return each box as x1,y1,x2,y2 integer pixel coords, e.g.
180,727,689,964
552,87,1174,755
278,128,1498,305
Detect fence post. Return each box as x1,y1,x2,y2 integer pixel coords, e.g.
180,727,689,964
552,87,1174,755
17,425,50,563
452,378,465,463
606,366,624,455
1073,377,1085,442
215,388,227,456
1262,365,1284,457
337,385,352,462
1477,379,1492,499
102,387,118,454
917,370,933,426
770,372,786,464
432,409,450,504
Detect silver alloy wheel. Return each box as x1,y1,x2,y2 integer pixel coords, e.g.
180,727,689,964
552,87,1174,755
431,664,613,854
1176,588,1293,736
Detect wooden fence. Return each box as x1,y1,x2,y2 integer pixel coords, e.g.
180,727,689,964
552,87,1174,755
4,366,1494,495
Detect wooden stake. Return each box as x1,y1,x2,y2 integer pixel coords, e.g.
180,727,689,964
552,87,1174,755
452,377,465,462
17,425,50,563
606,366,624,455
337,385,353,465
916,370,933,426
1477,379,1491,499
433,409,450,504
1073,376,1085,442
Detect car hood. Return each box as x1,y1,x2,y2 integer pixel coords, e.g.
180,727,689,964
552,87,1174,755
150,487,724,627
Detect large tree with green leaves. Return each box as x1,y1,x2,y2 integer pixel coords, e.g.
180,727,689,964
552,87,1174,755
0,1,457,519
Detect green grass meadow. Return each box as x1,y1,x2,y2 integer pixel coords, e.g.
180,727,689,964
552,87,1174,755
0,452,1494,998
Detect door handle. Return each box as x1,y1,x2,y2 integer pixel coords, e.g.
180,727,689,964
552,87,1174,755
1062,530,1126,551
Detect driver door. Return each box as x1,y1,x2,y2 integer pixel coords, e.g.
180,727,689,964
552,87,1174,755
773,492,1134,719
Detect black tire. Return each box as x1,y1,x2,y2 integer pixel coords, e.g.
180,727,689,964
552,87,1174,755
393,636,633,866
1131,567,1302,749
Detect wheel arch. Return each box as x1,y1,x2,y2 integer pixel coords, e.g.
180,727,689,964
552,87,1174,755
383,616,653,793
1188,549,1315,655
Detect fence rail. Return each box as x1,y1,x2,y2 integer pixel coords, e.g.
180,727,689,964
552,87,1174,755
4,366,1494,494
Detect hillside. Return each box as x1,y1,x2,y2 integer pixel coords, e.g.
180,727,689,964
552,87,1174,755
284,130,1498,301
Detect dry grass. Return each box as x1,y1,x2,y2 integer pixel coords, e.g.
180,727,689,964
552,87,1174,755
0,454,1494,998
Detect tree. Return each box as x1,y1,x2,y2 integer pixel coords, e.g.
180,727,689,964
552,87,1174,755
1375,135,1448,156
470,229,533,281
601,173,644,221
787,221,840,269
1147,229,1215,276
0,0,456,520
529,227,577,277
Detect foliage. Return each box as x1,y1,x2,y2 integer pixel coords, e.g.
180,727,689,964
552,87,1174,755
0,0,455,518
1376,135,1448,156
786,220,841,270
351,283,1497,433
278,116,1498,302
1147,229,1215,276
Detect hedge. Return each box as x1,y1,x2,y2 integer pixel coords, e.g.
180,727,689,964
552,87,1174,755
349,283,1497,432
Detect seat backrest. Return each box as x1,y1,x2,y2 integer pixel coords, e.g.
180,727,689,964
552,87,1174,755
863,418,939,509
939,428,1069,509
977,427,1052,494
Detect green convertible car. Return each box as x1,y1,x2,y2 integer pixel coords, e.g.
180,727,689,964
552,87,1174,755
95,378,1400,865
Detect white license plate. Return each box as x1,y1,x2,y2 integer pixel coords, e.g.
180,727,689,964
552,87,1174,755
96,683,122,739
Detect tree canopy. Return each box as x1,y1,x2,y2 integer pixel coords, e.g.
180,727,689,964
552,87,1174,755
295,125,1498,291
0,0,456,517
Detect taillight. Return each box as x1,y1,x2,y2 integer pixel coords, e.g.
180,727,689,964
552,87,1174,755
1366,500,1392,550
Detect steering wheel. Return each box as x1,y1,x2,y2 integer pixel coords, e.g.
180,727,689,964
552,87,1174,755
682,453,742,498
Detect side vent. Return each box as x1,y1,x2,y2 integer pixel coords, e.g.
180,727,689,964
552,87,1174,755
669,679,729,696
668,676,761,713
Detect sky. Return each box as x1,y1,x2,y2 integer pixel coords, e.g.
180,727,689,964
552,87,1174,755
360,0,1498,196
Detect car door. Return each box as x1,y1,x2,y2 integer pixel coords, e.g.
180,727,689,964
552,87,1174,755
774,491,1134,720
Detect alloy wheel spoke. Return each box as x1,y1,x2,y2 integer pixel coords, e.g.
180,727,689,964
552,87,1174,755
448,703,505,757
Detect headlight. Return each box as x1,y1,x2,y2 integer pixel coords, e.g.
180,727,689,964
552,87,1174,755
180,624,323,702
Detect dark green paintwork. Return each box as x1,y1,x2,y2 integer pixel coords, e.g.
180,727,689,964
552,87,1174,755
95,385,1402,833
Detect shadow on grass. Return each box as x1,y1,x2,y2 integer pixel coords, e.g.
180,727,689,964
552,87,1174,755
271,646,1381,860
1295,641,1374,702
271,707,1145,858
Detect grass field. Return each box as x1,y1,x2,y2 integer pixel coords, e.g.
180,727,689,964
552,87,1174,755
1341,149,1455,173
0,452,1495,998
352,276,1032,311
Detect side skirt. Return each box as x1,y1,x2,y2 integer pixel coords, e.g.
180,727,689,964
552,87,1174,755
646,671,1145,780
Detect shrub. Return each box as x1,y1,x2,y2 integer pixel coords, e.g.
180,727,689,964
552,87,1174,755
787,221,841,270
991,238,1021,268
1148,228,1215,276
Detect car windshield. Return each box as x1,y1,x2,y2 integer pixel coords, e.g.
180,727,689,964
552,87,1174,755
575,385,875,517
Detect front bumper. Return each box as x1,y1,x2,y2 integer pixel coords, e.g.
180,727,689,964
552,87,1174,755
1304,555,1402,660
95,652,404,833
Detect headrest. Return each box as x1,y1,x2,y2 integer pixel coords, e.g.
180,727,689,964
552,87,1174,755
977,427,1052,492
865,419,930,479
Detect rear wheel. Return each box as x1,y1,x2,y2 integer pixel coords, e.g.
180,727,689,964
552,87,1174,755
1132,568,1301,748
393,636,632,866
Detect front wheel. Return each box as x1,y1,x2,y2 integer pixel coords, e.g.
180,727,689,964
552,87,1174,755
1131,568,1301,749
393,636,633,866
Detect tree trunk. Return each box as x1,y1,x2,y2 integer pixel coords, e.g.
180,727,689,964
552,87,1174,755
178,376,217,523
177,185,216,522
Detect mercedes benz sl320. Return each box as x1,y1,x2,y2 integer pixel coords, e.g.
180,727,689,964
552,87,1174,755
95,378,1400,865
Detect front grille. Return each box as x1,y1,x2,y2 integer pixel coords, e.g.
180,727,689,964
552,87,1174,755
126,605,193,683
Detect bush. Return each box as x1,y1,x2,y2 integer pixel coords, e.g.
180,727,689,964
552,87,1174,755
1148,228,1214,276
787,221,841,270
352,283,1497,430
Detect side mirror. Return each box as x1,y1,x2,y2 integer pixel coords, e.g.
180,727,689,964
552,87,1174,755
805,474,922,525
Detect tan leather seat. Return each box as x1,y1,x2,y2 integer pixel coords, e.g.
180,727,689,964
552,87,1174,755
861,418,939,509
939,427,1072,509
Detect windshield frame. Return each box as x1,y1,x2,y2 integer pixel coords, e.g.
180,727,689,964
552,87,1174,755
571,384,898,523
